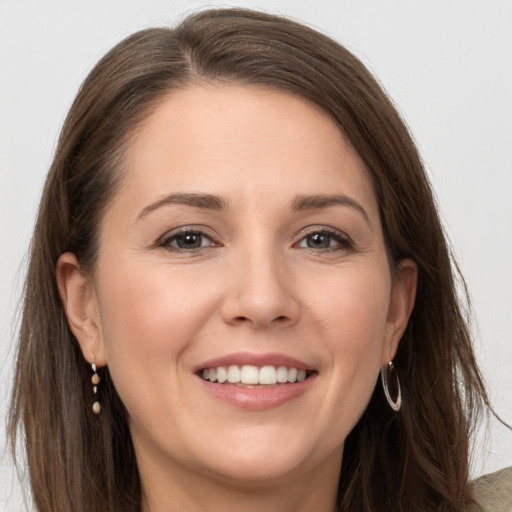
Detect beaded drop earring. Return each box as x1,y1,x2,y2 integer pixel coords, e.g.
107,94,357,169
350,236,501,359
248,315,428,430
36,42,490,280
91,360,101,415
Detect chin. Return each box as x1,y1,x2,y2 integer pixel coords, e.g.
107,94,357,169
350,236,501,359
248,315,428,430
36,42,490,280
189,427,318,486
203,453,308,487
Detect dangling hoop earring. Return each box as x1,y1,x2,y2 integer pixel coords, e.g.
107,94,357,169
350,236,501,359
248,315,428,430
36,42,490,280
380,361,401,412
91,359,101,415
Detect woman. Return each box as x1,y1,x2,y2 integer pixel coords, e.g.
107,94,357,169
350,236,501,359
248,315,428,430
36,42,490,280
7,7,510,512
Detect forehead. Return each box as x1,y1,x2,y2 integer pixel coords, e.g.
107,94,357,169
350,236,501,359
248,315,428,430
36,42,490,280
117,84,378,218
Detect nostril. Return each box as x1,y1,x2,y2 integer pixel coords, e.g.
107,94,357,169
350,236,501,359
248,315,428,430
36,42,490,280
232,314,289,326
232,316,252,325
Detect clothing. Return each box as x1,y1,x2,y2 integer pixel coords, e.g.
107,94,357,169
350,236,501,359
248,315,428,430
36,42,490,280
472,467,512,512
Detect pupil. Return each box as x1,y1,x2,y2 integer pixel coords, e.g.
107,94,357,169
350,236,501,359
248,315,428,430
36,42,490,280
308,233,330,248
177,234,201,249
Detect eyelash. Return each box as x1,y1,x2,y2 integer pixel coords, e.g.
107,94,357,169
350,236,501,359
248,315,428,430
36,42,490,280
158,229,218,252
157,227,354,253
296,228,354,252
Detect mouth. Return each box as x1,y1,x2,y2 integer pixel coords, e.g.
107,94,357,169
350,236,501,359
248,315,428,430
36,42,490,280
194,353,317,410
197,364,315,387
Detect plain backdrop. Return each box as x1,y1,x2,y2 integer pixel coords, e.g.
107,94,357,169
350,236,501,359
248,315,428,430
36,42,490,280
1,0,511,509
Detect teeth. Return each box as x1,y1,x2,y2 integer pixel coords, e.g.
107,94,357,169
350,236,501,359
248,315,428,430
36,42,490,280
216,366,228,383
259,365,277,385
240,365,259,384
276,366,288,383
200,364,310,385
227,365,241,383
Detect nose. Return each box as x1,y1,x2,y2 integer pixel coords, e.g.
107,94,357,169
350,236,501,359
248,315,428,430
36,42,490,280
220,247,300,329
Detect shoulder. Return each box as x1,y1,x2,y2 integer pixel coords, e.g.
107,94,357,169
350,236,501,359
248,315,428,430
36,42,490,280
471,467,512,512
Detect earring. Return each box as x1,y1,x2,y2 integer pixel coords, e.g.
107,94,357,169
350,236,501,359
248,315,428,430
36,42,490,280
380,361,401,412
91,361,101,415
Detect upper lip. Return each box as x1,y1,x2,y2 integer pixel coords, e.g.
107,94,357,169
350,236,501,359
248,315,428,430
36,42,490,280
195,352,314,372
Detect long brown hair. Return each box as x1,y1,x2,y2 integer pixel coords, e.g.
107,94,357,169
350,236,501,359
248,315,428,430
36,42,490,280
8,8,490,511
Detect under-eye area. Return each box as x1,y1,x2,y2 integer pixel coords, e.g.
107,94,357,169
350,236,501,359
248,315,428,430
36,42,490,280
199,365,316,386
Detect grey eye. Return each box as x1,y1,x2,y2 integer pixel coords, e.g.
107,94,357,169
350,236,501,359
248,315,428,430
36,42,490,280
305,233,333,249
160,230,215,251
296,229,353,251
173,233,204,249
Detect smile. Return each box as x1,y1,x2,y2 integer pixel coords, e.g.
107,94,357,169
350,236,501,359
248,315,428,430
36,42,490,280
195,353,317,410
200,364,313,386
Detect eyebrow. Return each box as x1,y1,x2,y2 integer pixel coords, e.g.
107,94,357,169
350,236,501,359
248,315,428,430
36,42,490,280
137,193,227,220
137,192,371,228
292,194,372,228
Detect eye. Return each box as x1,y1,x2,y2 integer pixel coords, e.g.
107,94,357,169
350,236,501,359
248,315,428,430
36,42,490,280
158,229,217,251
296,229,353,251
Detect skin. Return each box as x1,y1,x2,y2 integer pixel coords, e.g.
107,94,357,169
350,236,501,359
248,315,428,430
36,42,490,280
58,84,417,512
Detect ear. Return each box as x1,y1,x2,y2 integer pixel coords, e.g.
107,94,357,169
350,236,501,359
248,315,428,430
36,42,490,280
56,252,108,367
382,258,418,363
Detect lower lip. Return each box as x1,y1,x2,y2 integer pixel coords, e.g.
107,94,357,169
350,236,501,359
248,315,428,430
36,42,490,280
196,374,317,410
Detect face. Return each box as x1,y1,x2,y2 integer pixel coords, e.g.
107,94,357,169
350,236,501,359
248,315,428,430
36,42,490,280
60,84,416,491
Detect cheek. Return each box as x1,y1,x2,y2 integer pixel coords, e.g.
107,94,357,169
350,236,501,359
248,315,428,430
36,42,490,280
302,264,391,417
305,263,391,349
94,260,219,401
